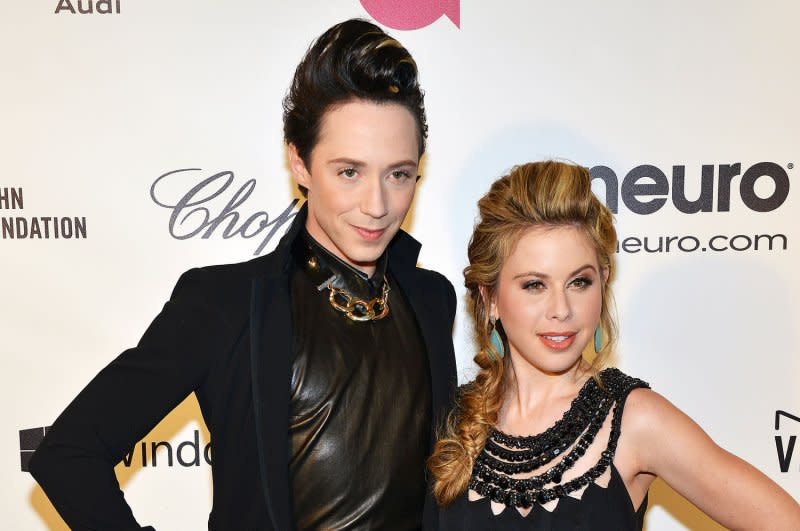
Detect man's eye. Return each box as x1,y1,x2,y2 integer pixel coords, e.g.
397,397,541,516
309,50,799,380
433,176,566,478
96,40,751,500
339,168,358,179
390,170,411,180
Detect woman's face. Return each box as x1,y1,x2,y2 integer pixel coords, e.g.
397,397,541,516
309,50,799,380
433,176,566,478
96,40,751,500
490,225,606,376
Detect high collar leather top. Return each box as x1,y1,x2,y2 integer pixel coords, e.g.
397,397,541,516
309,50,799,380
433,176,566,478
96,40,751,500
293,228,389,301
287,225,432,530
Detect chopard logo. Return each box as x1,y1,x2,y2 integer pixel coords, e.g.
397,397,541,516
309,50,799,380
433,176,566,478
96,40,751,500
150,168,298,256
775,410,799,472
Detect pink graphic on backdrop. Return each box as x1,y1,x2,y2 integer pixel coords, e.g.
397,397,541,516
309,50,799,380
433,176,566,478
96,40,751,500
360,0,460,30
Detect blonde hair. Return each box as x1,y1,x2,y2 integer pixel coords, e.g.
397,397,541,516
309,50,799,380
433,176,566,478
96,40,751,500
428,161,618,505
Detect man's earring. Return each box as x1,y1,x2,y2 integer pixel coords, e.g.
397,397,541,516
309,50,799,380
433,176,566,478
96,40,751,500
488,317,505,361
594,326,602,353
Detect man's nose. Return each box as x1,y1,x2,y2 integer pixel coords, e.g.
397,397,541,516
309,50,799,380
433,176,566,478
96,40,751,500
360,176,389,219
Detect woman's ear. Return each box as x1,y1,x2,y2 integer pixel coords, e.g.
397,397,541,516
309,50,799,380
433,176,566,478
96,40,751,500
287,143,311,190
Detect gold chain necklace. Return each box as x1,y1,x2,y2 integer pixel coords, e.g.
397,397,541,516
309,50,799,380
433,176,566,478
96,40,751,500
326,277,390,322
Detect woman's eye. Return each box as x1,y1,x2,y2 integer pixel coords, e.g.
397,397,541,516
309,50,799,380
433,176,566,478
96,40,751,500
571,277,593,289
522,280,544,290
339,168,358,179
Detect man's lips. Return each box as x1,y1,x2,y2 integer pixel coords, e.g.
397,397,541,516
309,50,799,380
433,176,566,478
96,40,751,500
537,332,577,350
353,225,387,241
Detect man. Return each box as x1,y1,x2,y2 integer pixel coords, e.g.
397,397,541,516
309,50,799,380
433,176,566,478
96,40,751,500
30,19,457,530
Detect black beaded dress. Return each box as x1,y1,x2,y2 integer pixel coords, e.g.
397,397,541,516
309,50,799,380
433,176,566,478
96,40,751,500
440,369,649,530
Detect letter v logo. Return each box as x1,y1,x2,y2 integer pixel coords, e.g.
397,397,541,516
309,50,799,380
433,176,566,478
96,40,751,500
775,410,800,472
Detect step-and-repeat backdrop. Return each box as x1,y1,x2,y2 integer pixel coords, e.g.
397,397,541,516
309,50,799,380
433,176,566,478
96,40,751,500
2,1,798,529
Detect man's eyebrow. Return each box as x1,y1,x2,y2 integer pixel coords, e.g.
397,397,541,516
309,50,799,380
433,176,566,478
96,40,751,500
388,159,419,168
326,157,418,167
327,157,366,166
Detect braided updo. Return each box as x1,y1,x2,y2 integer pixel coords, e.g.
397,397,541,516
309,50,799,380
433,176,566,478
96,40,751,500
428,161,618,505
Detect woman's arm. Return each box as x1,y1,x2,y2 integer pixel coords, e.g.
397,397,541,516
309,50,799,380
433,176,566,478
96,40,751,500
28,268,225,531
623,388,800,530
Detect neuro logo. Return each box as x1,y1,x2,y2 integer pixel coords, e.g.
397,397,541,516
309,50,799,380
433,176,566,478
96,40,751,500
775,410,799,472
19,426,50,472
590,161,791,215
360,0,460,30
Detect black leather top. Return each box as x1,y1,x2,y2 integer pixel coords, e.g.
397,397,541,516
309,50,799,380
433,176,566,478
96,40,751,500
289,230,432,530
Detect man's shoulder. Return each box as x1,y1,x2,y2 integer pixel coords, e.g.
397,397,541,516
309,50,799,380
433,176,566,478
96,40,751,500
412,265,454,291
409,266,457,319
169,249,287,307
201,252,279,279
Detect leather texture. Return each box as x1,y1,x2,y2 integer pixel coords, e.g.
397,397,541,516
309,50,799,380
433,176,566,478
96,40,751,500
289,230,432,529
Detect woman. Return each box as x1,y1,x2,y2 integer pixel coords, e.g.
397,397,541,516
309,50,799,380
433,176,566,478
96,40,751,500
429,161,800,529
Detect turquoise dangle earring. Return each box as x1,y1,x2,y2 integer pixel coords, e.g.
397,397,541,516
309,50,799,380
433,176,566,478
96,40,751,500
488,317,505,361
594,325,602,353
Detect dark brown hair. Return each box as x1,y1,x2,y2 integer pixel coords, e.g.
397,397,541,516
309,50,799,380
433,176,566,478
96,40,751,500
283,18,428,169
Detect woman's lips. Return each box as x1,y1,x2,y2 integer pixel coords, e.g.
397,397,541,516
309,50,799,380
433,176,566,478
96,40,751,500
538,332,577,350
353,225,386,241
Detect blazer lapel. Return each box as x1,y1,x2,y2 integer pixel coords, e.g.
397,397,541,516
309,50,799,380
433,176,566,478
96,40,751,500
387,230,457,431
248,205,305,531
390,254,458,531
250,274,294,531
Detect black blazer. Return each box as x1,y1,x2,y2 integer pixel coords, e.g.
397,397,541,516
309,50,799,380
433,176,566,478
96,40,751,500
30,205,458,531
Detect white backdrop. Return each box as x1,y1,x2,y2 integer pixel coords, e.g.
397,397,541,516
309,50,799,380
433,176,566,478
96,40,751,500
2,1,798,529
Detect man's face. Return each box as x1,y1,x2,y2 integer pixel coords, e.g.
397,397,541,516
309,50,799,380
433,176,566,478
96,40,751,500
290,99,420,276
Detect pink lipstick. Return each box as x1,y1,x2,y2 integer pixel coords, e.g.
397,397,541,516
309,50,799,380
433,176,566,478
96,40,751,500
538,332,577,350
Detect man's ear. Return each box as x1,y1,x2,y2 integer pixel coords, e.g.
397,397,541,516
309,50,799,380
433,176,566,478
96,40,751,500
288,143,311,190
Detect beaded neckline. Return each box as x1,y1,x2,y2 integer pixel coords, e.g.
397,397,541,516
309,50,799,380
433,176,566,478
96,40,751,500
468,368,649,509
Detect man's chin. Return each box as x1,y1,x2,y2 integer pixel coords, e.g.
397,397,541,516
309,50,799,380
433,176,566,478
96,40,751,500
346,252,382,269
341,245,389,271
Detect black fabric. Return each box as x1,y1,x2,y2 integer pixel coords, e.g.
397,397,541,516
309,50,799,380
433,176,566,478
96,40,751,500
289,231,431,529
440,465,646,530
440,370,649,531
28,203,458,531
